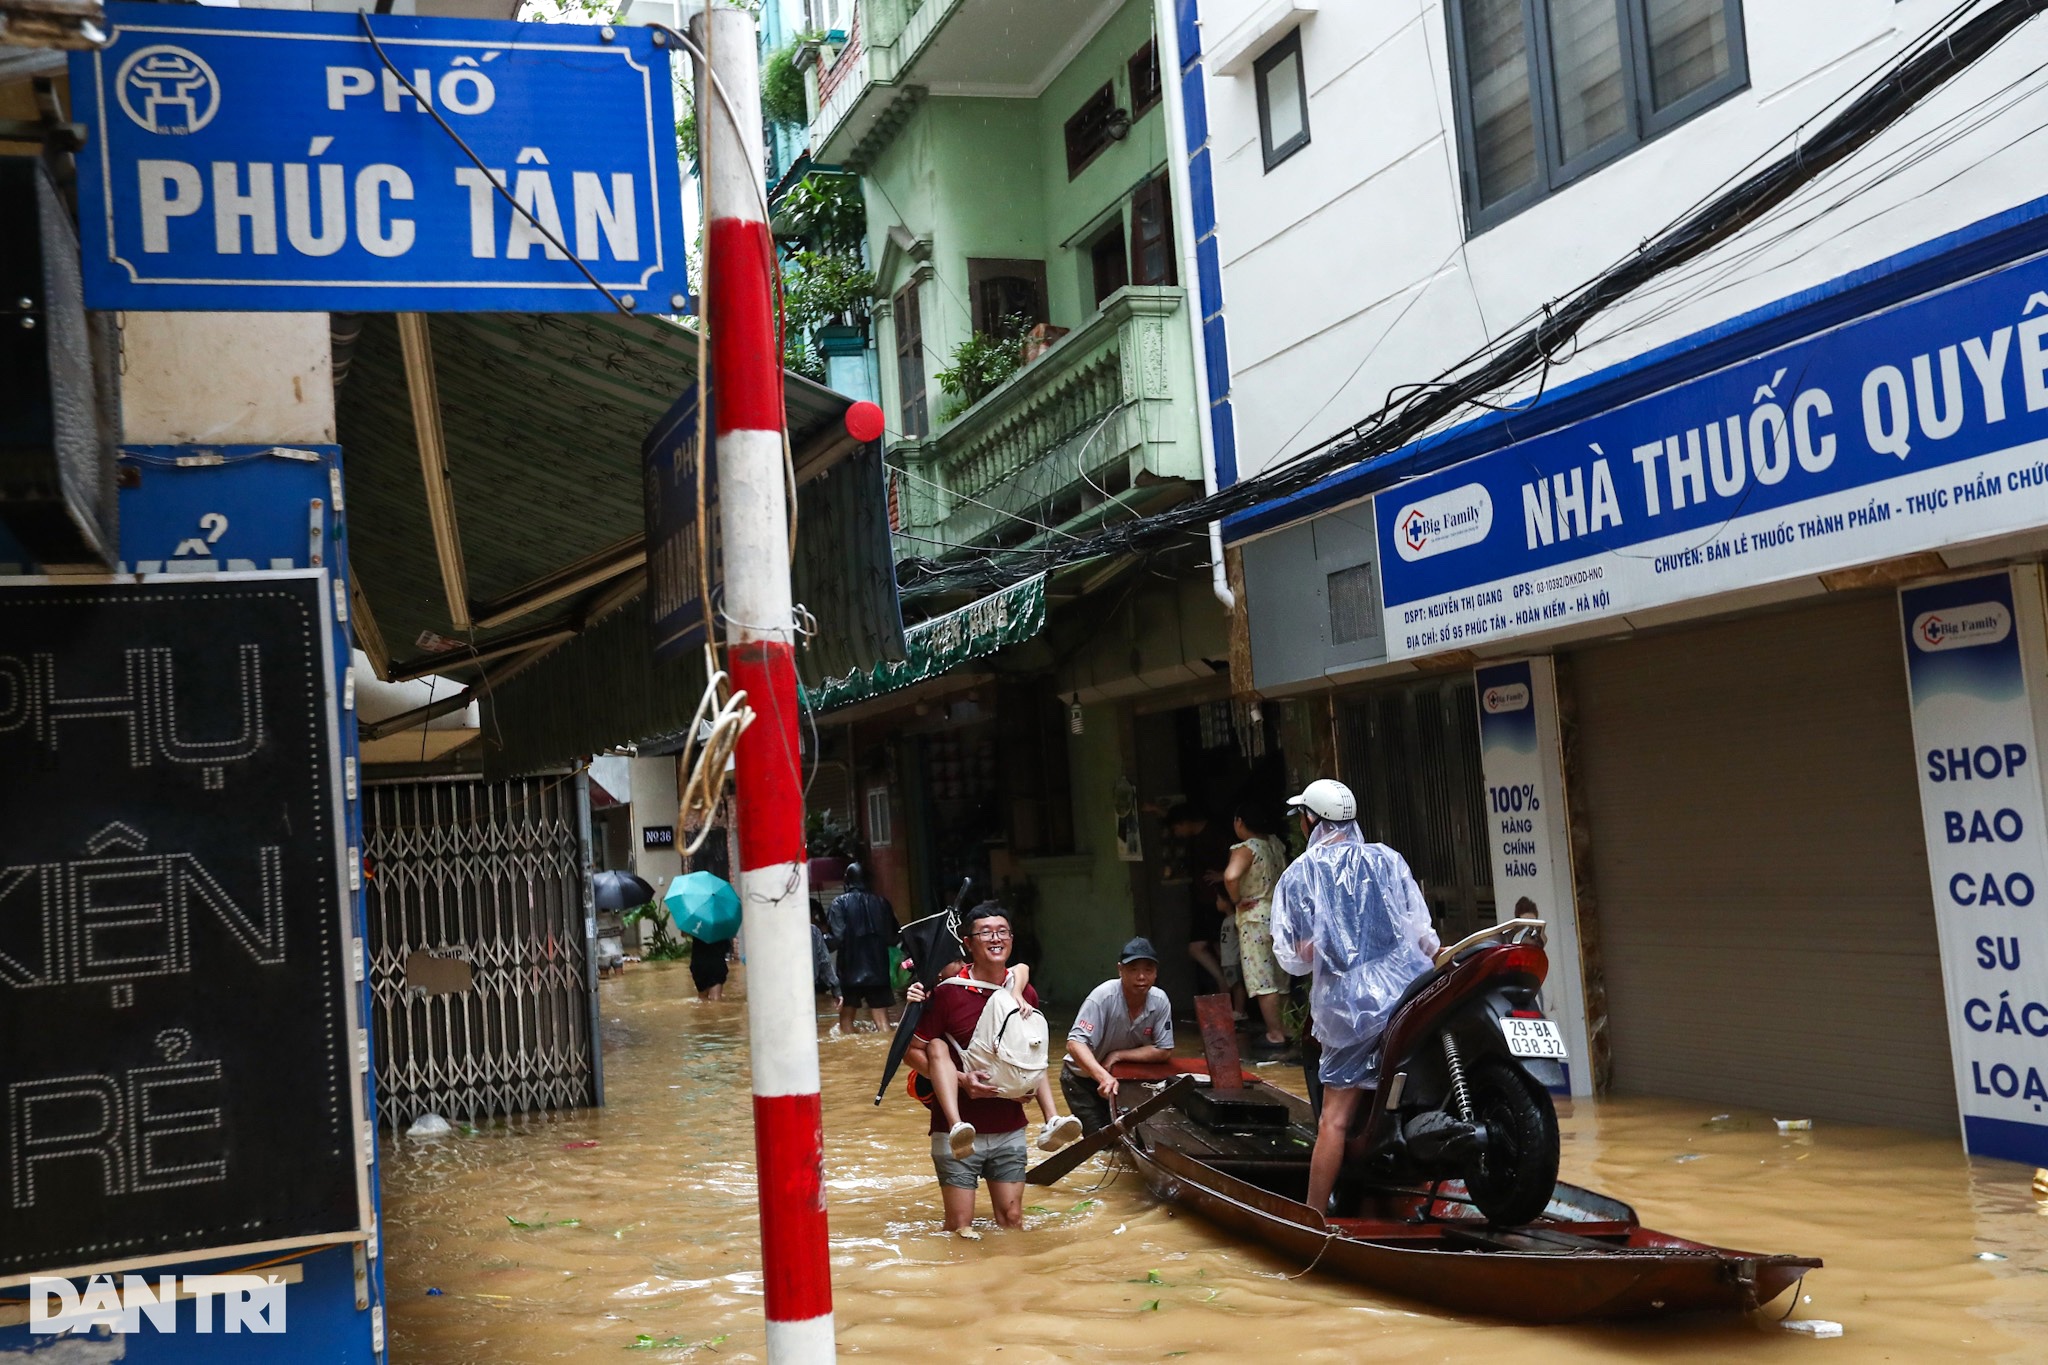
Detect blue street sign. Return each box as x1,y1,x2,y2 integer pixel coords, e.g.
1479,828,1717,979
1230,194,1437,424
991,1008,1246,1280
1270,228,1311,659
71,2,686,312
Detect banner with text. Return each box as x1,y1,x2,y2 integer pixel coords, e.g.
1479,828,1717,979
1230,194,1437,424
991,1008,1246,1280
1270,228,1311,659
1900,568,2048,1166
1473,659,1591,1096
1379,250,2048,659
643,381,715,662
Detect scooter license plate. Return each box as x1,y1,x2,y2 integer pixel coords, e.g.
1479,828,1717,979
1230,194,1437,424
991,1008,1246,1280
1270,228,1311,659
1500,1018,1567,1059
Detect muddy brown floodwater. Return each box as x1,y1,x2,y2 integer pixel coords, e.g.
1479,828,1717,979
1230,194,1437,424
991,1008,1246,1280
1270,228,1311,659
382,965,2048,1363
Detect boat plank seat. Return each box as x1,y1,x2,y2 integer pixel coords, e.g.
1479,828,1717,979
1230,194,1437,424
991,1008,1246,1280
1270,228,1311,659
1437,1226,1586,1255
1436,1223,1644,1255
1111,1057,1257,1086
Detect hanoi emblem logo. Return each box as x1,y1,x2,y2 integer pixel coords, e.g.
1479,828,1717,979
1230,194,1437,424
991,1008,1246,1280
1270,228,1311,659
115,45,221,135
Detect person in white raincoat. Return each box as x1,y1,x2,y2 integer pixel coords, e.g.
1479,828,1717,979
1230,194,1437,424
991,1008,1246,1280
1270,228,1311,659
1270,778,1439,1214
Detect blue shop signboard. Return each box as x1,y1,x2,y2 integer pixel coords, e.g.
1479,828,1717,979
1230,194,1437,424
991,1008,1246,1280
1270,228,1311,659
70,1,685,312
1376,251,2048,660
643,381,717,661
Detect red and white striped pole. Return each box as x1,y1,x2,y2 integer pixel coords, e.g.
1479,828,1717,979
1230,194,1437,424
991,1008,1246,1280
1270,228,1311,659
692,5,835,1361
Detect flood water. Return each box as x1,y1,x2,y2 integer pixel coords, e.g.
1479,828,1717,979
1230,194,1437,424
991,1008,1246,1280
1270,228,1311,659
382,965,2048,1362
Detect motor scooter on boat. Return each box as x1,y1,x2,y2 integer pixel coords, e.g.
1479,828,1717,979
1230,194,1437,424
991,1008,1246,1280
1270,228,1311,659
1336,918,1564,1225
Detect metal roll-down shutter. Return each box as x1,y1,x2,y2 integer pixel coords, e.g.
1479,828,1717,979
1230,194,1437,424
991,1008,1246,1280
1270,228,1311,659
1570,593,1956,1133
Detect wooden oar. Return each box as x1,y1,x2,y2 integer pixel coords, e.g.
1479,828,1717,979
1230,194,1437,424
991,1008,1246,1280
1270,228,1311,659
1025,1075,1194,1186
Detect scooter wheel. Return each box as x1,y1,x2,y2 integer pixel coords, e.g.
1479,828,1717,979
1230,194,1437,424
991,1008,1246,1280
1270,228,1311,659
1466,1061,1561,1226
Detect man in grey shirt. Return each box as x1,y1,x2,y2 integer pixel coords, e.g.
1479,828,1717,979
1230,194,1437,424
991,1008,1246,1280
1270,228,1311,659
1062,938,1175,1134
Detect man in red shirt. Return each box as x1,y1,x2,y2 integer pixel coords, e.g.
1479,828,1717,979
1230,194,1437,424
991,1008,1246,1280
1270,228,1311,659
906,903,1037,1236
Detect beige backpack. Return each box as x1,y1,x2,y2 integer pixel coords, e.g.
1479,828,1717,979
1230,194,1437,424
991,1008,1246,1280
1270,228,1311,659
941,974,1049,1100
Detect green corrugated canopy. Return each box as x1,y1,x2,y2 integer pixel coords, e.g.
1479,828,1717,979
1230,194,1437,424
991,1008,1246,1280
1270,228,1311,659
807,573,1047,713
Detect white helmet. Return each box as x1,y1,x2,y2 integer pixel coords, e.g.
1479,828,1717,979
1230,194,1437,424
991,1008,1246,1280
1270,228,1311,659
1286,778,1357,823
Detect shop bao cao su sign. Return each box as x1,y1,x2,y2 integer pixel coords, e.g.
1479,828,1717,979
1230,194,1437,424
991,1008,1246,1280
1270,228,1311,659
1900,568,2048,1166
70,2,685,311
1472,659,1592,1097
1377,250,2048,660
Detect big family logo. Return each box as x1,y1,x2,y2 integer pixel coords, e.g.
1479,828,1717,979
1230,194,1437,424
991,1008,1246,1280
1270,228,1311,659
1393,484,1493,563
29,1273,287,1335
1911,601,2012,652
1481,682,1531,714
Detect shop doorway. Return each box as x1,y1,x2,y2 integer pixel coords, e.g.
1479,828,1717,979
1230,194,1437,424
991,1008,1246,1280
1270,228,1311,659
1337,674,1494,947
1137,698,1288,1016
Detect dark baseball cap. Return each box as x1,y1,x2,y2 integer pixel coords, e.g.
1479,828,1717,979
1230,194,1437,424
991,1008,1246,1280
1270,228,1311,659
1118,937,1160,965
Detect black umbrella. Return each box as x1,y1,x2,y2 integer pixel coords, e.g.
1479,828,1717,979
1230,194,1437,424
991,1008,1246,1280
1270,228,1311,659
873,881,972,1106
590,870,657,911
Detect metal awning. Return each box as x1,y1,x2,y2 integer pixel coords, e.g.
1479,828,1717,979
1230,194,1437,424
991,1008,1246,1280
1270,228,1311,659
336,311,904,775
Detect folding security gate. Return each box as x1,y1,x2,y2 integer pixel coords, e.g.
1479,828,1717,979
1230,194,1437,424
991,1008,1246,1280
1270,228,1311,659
1337,674,1494,946
364,774,600,1129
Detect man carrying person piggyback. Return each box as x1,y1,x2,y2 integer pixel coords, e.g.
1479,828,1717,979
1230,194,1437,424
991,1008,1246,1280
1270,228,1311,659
905,903,1081,1236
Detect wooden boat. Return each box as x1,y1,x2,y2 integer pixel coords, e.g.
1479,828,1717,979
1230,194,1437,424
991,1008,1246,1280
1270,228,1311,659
1113,1066,1821,1324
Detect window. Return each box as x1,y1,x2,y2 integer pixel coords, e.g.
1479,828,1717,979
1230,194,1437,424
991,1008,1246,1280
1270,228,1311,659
1088,225,1129,307
1064,81,1121,179
1129,39,1163,118
809,0,851,36
864,786,892,847
893,281,927,439
1129,174,1177,287
966,258,1049,336
1254,29,1310,171
1448,0,1746,229
1327,562,1383,648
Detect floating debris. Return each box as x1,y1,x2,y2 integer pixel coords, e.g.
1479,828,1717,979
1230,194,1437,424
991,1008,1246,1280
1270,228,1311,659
406,1113,453,1138
1775,1119,1813,1133
1975,1252,2007,1262
1781,1320,1843,1337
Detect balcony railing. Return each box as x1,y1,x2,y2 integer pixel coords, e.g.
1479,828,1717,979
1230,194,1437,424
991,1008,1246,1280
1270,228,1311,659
893,286,1201,554
812,0,959,164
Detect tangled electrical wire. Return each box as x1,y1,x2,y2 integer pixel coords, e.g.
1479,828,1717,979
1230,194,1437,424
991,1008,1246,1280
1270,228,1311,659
896,0,2048,598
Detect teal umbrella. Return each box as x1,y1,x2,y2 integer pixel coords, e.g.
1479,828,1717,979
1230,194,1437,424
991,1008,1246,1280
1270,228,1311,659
665,871,741,942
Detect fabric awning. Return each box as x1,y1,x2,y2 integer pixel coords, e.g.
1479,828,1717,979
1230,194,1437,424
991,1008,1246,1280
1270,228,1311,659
809,572,1047,713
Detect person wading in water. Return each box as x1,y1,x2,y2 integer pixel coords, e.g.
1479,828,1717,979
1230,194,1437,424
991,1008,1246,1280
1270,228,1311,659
904,903,1078,1235
826,863,898,1035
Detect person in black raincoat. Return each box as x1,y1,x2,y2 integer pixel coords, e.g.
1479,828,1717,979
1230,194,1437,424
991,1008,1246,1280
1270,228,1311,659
827,862,898,1034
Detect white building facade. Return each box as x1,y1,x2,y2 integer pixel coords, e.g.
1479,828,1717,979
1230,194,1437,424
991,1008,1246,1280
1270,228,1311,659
1188,0,2048,1164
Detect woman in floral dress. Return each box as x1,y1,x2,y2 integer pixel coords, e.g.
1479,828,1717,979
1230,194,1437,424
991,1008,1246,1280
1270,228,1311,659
1225,802,1291,1056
